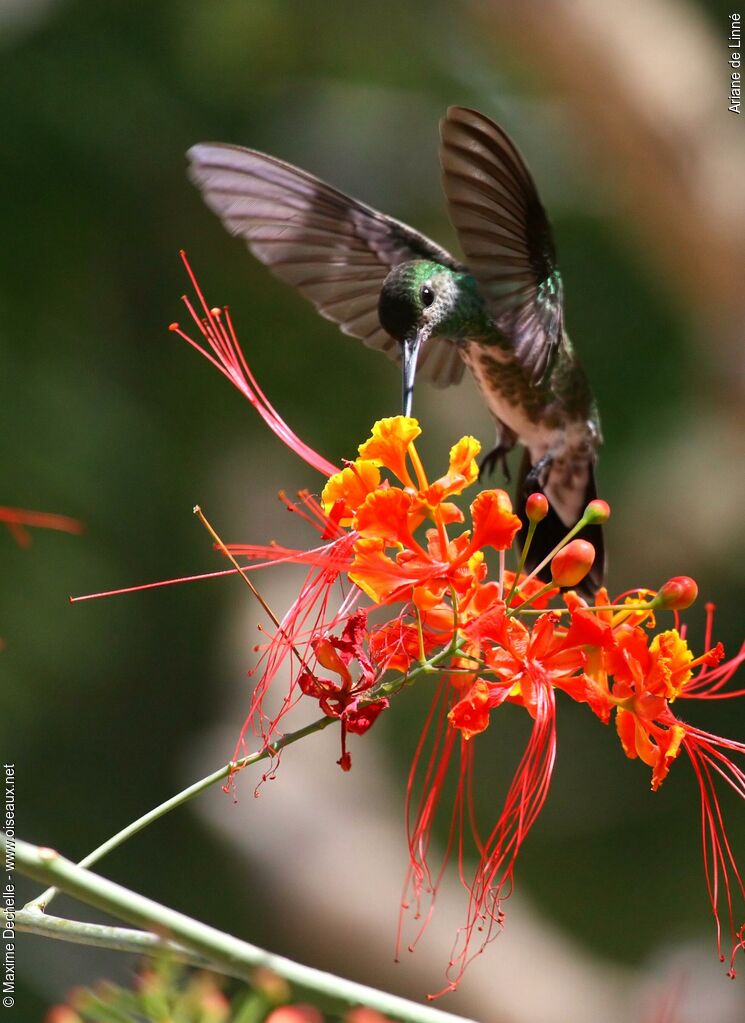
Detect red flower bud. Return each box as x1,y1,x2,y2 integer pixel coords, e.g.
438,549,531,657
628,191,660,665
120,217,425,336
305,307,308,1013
44,1009,83,1023
654,576,698,611
583,499,611,524
345,1010,391,1023
265,1006,324,1023
525,493,549,523
551,539,596,588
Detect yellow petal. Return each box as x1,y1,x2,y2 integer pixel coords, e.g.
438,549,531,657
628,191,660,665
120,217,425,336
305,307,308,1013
358,416,421,485
448,435,480,485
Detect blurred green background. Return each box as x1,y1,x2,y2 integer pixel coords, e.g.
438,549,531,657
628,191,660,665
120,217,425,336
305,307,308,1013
2,1,744,1020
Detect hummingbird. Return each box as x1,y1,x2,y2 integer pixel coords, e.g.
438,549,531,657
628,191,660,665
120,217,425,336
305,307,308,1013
187,107,604,590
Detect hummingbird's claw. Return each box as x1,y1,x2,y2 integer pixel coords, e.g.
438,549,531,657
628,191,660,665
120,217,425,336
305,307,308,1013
478,445,512,483
524,452,554,492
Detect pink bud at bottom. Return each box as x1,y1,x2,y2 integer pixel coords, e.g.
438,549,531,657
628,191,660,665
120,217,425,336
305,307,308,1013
44,1009,83,1023
265,1006,324,1023
345,1010,391,1023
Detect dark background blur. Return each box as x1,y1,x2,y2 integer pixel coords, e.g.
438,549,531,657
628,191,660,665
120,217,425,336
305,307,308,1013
2,1,744,1021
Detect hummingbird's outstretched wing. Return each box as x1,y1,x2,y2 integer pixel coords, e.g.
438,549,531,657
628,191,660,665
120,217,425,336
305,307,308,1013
440,107,564,384
187,144,466,388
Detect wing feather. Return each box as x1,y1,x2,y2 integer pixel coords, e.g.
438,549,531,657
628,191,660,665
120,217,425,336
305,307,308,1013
440,107,564,383
188,143,466,387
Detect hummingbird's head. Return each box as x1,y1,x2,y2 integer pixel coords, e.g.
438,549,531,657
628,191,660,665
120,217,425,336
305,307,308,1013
378,260,459,416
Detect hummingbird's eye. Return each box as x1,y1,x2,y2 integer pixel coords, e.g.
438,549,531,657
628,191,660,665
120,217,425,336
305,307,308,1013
420,284,435,307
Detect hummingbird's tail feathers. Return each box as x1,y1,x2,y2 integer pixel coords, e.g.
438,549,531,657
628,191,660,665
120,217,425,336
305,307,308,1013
516,452,605,600
440,107,565,386
186,143,465,388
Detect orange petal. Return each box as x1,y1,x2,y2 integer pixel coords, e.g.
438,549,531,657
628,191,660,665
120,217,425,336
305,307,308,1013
615,707,638,760
349,537,412,604
469,489,522,552
448,679,492,740
425,435,481,503
321,459,380,524
355,487,419,546
358,416,421,485
313,638,352,686
651,723,686,791
368,620,422,673
448,435,481,484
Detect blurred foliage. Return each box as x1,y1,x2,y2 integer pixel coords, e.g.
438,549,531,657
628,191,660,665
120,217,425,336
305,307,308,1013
1,0,743,1018
44,958,379,1023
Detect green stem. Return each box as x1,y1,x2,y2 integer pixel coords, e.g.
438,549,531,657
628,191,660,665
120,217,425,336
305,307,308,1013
16,910,221,972
514,514,591,594
25,715,335,913
514,602,653,616
27,638,465,915
504,519,538,606
505,580,555,619
370,636,465,700
9,838,476,1023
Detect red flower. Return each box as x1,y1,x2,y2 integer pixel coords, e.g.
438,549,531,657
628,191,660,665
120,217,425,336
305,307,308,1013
160,257,745,991
297,611,388,770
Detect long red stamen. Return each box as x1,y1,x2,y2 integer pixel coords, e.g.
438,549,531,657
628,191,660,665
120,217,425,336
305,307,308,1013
0,506,83,547
172,252,338,478
441,681,557,992
69,566,243,602
397,680,456,958
680,604,745,699
233,533,359,761
684,729,745,975
226,542,354,573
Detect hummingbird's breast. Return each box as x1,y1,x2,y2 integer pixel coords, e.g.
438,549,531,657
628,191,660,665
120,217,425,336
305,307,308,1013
460,341,566,444
461,340,601,526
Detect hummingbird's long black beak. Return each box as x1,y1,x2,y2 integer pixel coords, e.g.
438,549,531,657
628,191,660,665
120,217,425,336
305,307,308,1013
402,326,430,417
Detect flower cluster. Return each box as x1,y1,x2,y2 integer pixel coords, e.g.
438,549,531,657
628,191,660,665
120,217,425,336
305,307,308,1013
169,256,745,994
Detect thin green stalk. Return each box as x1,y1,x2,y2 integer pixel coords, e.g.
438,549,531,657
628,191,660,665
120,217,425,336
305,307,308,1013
9,837,476,1023
514,514,590,594
27,638,464,914
16,910,221,972
504,518,539,606
25,714,335,913
514,602,654,616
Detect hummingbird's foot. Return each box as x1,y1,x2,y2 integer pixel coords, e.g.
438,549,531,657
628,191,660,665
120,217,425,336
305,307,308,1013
479,445,512,483
479,423,517,483
524,452,554,492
